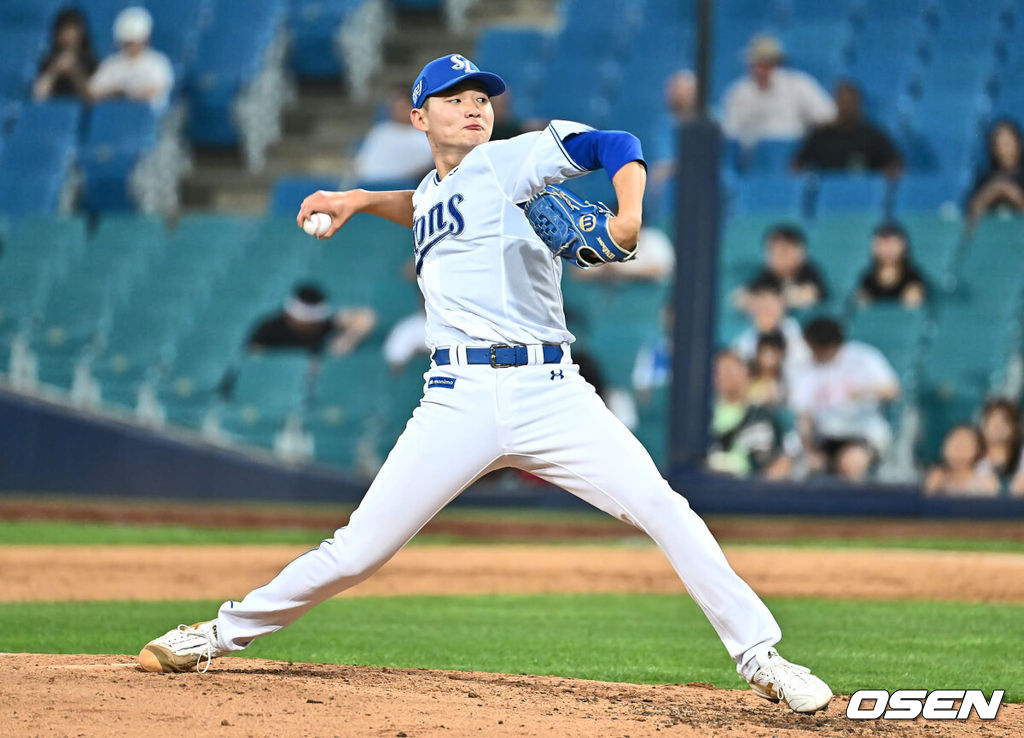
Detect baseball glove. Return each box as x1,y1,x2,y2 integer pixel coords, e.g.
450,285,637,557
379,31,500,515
522,184,637,269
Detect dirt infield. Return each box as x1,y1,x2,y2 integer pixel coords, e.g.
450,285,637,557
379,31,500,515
2,653,1020,738
2,544,1023,603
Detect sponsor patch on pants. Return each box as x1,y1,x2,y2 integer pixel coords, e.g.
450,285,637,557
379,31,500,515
428,376,456,389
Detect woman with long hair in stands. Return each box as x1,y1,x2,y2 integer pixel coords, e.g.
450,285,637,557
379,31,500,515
966,118,1024,220
977,398,1023,491
33,7,98,102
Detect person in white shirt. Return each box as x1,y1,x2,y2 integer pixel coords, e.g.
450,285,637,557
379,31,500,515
88,7,173,111
139,53,832,715
788,318,899,481
722,35,835,149
353,88,437,184
383,307,428,372
732,274,810,378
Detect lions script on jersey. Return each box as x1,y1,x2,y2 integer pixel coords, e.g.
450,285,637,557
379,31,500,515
140,53,832,715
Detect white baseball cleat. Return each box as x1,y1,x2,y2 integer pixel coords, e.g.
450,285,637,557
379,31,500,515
744,646,832,713
139,620,224,673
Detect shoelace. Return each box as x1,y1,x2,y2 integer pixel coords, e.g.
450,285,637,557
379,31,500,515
763,654,813,700
175,624,216,673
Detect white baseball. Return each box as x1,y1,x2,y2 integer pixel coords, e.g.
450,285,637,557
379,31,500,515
303,212,332,238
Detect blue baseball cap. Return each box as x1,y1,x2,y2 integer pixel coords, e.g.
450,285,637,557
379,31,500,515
411,54,506,108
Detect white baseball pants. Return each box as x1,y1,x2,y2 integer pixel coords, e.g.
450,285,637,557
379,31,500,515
216,354,781,670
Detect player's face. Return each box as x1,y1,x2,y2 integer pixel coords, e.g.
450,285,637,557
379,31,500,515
413,83,494,150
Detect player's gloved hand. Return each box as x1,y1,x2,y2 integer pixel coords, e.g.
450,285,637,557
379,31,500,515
522,185,638,269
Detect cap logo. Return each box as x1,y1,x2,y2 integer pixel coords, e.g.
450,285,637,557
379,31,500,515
449,54,474,71
412,79,424,104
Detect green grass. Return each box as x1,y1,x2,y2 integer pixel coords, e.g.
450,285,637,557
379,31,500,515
3,518,1024,552
0,594,1020,701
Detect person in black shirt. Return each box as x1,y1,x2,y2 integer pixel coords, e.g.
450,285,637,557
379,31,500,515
741,223,828,309
247,284,376,356
33,7,98,102
966,118,1024,220
792,81,902,177
855,221,926,308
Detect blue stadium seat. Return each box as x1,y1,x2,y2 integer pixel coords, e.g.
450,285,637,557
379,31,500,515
892,174,966,215
270,176,342,213
220,352,311,447
0,101,81,214
730,174,807,216
79,101,158,212
808,174,891,217
288,0,361,78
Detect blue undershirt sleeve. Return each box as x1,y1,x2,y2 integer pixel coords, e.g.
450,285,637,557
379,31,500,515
561,130,646,182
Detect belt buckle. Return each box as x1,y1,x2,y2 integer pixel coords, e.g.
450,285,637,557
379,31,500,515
489,344,514,368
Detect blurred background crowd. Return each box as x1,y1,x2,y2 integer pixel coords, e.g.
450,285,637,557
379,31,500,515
0,0,1022,498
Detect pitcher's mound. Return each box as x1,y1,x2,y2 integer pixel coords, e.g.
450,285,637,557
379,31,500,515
1,653,1018,737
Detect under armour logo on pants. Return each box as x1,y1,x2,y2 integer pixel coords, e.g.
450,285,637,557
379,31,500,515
550,369,564,380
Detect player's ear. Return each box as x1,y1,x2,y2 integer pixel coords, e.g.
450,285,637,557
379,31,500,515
410,105,429,133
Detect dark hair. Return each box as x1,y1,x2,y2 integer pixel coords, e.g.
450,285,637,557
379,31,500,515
803,317,844,348
945,423,985,466
764,223,807,248
746,272,783,295
835,79,862,100
870,220,912,272
986,118,1023,172
294,283,327,304
49,7,93,56
756,329,787,353
981,397,1023,473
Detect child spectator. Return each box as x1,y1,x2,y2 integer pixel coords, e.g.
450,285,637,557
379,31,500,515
924,424,1000,497
741,224,828,310
747,330,787,407
733,274,810,375
855,222,927,308
33,7,98,102
88,6,174,110
789,318,899,481
977,398,1023,489
707,351,791,479
966,119,1024,220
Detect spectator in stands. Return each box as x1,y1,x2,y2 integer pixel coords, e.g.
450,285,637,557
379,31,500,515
88,7,173,110
722,35,835,149
384,306,428,373
966,119,1024,220
353,87,435,185
571,226,675,282
33,7,98,102
649,70,699,196
247,284,376,357
740,224,828,310
977,398,1023,489
747,331,787,408
733,274,810,377
632,303,673,406
707,351,791,479
792,81,902,177
789,317,900,481
924,424,1000,497
855,222,927,308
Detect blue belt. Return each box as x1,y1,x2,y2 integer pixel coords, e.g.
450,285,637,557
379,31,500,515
433,344,564,368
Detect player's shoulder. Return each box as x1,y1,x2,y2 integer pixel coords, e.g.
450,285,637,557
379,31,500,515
479,120,595,155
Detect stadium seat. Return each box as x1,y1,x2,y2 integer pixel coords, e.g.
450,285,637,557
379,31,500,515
730,174,807,216
220,352,311,447
891,174,965,216
270,176,342,213
807,174,891,218
847,303,925,384
79,101,159,212
288,0,361,78
158,322,246,429
0,101,82,214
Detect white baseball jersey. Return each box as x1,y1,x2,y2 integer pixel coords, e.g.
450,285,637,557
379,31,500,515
411,120,593,349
